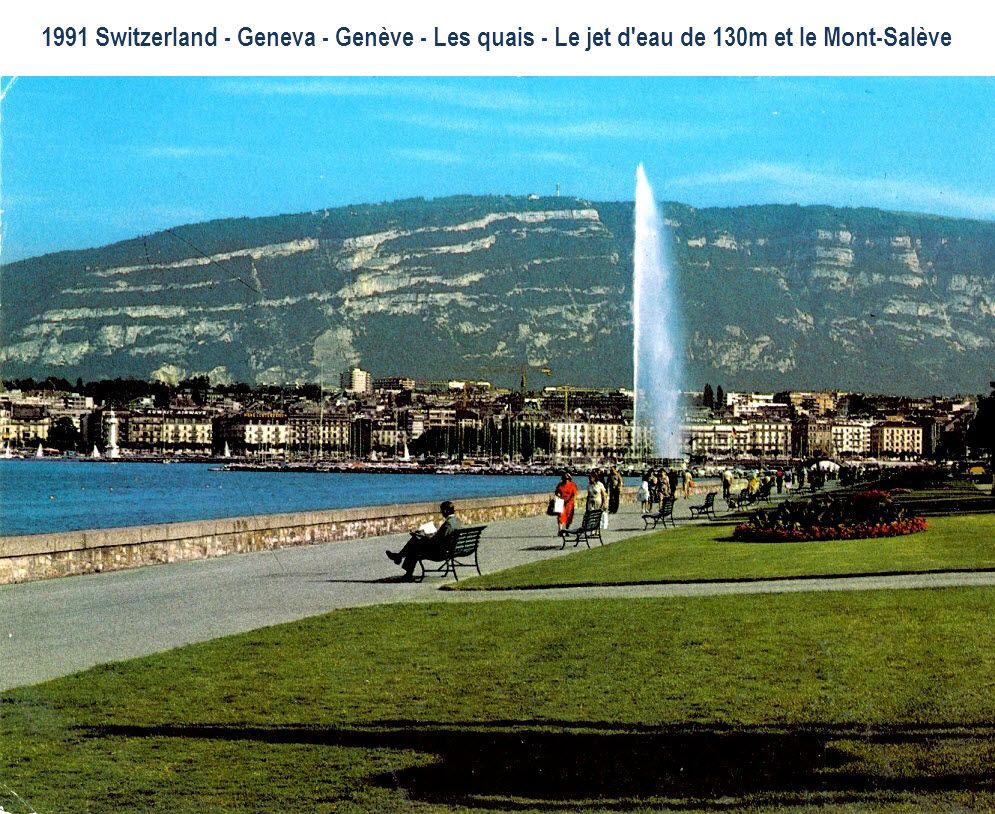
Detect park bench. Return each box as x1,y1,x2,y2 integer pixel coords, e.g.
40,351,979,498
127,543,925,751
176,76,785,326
689,491,719,520
642,497,676,530
726,488,748,510
416,525,486,582
560,509,604,549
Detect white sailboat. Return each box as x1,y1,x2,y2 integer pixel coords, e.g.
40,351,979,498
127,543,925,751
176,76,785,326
401,442,411,462
223,442,231,458
91,445,102,459
36,443,44,458
2,443,12,459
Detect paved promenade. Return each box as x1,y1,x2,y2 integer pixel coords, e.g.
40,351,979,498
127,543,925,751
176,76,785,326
4,494,994,691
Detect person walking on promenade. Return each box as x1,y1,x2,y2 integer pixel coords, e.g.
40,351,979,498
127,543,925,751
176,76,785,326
587,471,609,528
668,469,679,498
607,464,623,515
646,469,659,513
637,472,652,513
683,469,694,499
587,472,608,510
721,468,734,499
386,500,462,581
554,472,578,536
776,467,785,494
657,468,672,503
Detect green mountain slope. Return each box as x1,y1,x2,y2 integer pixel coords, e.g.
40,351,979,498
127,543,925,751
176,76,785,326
2,196,993,393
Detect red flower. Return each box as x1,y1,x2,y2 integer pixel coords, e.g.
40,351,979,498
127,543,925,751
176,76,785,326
732,513,928,543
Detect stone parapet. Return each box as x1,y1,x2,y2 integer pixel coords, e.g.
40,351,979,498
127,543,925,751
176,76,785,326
0,488,636,585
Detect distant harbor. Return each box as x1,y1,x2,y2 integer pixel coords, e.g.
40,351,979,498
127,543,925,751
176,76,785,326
210,459,644,477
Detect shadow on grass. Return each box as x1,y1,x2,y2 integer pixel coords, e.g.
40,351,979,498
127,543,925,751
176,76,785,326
893,496,995,516
446,567,995,592
84,719,995,810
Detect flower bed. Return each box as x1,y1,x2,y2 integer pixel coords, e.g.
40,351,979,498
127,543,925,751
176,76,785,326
732,490,927,543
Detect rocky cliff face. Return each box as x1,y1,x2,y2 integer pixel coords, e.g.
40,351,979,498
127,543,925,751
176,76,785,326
658,203,995,393
2,196,994,393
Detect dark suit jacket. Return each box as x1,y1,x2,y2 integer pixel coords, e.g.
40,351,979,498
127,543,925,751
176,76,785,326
422,514,463,558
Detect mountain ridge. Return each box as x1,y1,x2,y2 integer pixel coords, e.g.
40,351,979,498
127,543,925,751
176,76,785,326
3,195,994,394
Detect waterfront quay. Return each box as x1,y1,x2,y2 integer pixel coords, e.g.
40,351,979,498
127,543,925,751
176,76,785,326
1,491,657,690
0,490,590,585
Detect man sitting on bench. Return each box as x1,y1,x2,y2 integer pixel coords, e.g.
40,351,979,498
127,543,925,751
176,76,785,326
386,500,462,582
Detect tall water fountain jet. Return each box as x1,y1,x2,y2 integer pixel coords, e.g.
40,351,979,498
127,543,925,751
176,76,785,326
632,164,684,460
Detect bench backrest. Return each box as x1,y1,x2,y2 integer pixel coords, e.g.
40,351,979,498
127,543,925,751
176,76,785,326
703,492,716,506
659,497,675,516
581,509,603,531
451,525,486,556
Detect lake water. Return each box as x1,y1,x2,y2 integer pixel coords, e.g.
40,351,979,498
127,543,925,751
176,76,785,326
0,460,576,537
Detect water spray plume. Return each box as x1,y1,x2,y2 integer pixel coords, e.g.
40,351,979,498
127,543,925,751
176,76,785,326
632,164,684,459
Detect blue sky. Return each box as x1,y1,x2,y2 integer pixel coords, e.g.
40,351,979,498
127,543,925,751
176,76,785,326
1,76,993,262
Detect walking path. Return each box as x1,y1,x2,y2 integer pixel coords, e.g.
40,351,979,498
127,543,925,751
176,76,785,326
3,492,993,691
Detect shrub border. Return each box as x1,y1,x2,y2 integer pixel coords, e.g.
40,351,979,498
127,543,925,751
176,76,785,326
733,516,928,543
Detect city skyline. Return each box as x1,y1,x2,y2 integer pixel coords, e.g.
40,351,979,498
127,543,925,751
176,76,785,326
2,367,988,402
0,367,976,467
2,76,995,263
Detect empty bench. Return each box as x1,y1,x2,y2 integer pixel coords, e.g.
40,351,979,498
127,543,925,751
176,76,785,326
689,491,718,521
642,497,676,530
561,509,604,549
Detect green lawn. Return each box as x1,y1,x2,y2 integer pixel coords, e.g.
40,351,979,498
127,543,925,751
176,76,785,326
2,588,994,812
889,485,995,516
456,513,995,591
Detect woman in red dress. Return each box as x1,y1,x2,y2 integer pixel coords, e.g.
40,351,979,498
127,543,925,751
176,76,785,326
554,472,578,535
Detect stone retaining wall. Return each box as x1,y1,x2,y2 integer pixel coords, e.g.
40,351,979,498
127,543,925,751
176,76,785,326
0,487,639,585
